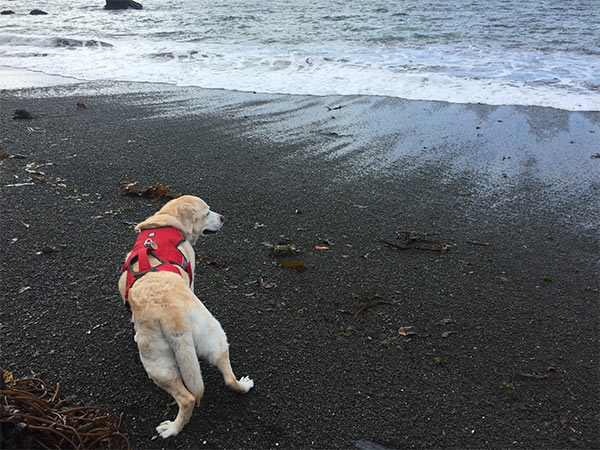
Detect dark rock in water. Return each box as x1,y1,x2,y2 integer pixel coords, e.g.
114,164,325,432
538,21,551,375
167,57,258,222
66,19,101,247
30,9,48,15
53,38,113,48
1,10,15,15
105,0,143,10
13,109,35,120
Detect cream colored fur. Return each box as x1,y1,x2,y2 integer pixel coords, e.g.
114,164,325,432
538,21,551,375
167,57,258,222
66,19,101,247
118,195,254,439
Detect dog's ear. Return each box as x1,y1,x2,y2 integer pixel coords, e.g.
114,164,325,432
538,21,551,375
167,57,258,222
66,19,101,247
135,209,185,233
134,196,202,237
176,203,197,236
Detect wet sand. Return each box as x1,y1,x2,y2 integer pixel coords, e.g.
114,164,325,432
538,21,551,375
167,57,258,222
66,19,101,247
1,78,599,449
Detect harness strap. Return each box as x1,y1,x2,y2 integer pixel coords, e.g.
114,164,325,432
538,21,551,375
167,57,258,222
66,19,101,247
137,247,152,273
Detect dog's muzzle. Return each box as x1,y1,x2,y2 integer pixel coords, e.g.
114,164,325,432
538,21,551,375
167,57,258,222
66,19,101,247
203,215,224,235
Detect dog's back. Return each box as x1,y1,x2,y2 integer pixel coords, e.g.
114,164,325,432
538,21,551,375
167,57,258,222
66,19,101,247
130,272,207,398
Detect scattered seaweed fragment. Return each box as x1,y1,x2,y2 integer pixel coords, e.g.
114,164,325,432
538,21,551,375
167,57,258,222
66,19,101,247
277,260,308,272
199,254,229,271
0,371,130,449
12,109,35,120
248,221,265,229
397,325,429,337
339,293,394,317
381,232,453,253
120,181,181,200
271,244,298,257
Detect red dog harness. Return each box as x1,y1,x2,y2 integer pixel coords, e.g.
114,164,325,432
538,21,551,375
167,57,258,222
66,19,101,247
122,227,193,301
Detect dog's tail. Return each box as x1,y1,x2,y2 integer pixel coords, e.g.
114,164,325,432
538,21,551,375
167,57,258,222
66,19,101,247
161,317,204,397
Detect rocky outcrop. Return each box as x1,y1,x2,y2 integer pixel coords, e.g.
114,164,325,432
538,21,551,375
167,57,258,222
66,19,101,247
1,10,15,15
29,9,48,15
105,0,143,10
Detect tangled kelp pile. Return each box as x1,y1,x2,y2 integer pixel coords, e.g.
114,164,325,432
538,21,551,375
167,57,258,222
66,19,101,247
0,369,130,449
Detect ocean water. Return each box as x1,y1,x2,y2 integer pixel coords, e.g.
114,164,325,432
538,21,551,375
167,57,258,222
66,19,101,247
0,0,598,110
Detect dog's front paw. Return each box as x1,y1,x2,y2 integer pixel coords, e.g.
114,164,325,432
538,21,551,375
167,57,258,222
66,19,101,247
156,420,181,438
238,376,254,392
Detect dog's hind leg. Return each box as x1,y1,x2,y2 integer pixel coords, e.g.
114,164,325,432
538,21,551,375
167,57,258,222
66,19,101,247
168,332,205,405
152,375,196,438
140,331,204,438
216,348,254,393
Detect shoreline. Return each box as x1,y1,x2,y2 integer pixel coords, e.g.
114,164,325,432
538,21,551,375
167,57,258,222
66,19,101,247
6,72,594,232
1,65,599,112
1,80,599,449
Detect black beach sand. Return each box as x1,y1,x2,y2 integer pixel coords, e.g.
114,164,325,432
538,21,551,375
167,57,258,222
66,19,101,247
1,80,599,449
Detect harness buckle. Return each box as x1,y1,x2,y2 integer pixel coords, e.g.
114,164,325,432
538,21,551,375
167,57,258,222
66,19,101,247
144,238,158,250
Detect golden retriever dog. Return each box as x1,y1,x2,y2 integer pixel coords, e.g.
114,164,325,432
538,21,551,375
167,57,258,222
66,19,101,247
118,195,254,438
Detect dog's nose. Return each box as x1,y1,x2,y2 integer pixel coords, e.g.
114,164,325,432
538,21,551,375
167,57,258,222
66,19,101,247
220,215,225,223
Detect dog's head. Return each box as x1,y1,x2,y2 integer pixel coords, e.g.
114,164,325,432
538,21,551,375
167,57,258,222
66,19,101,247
135,195,224,244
